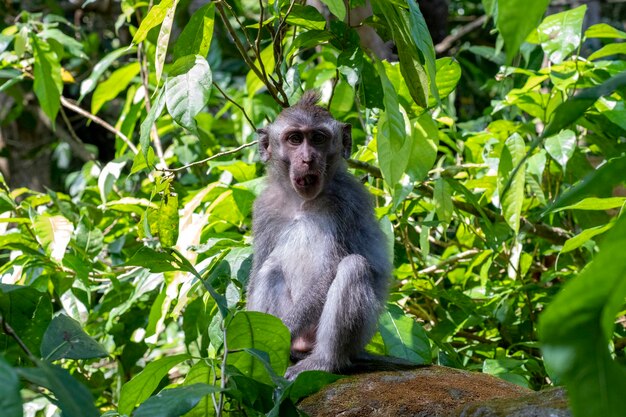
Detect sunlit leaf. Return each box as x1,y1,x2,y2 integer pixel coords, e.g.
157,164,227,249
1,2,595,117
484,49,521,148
434,178,453,223
499,133,526,233
91,62,140,115
32,37,62,124
79,46,136,100
118,354,190,416
155,0,177,84
165,55,212,132
496,0,550,64
589,43,626,61
173,3,215,60
319,0,345,20
585,23,626,39
32,214,74,262
377,304,431,364
544,129,576,170
536,5,586,64
133,384,221,417
157,188,179,247
132,0,175,45
540,215,626,417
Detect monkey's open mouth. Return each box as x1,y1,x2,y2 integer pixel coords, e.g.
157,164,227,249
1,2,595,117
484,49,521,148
294,174,319,188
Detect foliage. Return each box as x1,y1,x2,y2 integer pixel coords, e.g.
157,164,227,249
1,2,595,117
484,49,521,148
0,1,625,417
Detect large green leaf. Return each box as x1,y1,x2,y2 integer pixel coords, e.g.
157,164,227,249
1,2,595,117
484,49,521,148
132,0,175,44
118,354,190,415
91,62,140,115
157,188,179,247
406,113,439,182
406,0,438,103
536,5,586,64
377,304,431,364
589,43,626,61
434,178,453,224
18,362,100,417
173,3,215,60
155,0,177,84
32,214,74,262
428,58,461,108
0,356,22,417
496,0,550,64
319,0,345,20
584,23,626,39
540,215,626,417
40,314,108,361
79,46,136,101
165,55,212,132
544,71,626,137
182,361,216,417
32,37,62,124
555,197,626,212
139,88,167,164
544,129,576,170
226,311,290,385
133,384,221,417
498,133,526,234
0,285,52,359
375,61,409,188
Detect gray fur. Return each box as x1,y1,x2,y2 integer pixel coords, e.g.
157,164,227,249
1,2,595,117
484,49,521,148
247,94,391,379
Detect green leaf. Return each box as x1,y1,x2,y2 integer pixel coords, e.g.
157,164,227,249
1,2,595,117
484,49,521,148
536,5,586,64
547,155,626,212
544,71,626,137
91,62,140,115
79,46,136,101
540,215,626,417
434,178,453,223
544,129,576,170
157,189,179,247
226,311,291,385
555,197,626,212
132,0,175,45
496,0,550,64
0,356,22,417
406,113,439,182
32,37,62,124
118,354,190,416
173,3,215,60
140,88,167,164
375,61,409,187
319,0,345,20
428,57,461,108
285,5,326,31
585,23,626,39
28,361,100,417
40,314,108,361
32,214,74,262
561,222,614,254
376,4,429,107
589,43,626,61
406,0,438,103
499,133,526,233
73,222,104,257
181,361,215,417
165,55,212,132
377,304,431,364
155,0,177,84
0,286,52,358
133,384,221,417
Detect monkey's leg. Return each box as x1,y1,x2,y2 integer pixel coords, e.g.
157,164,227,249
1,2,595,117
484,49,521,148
284,254,380,379
247,261,292,318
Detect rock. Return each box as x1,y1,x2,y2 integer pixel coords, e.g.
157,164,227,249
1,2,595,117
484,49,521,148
298,365,570,417
455,387,571,417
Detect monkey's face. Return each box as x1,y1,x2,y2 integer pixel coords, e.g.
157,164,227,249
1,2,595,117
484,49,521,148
281,127,331,200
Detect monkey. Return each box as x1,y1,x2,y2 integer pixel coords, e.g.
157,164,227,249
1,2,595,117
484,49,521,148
246,91,392,380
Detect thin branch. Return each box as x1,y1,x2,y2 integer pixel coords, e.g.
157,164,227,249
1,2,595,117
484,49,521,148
60,96,139,155
212,82,255,128
41,106,95,162
435,14,488,54
162,141,259,173
418,249,481,275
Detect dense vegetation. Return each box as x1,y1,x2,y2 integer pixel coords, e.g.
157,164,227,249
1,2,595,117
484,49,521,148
1,0,625,416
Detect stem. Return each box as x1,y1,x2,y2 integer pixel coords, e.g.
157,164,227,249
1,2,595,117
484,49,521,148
162,141,258,173
60,96,139,155
217,325,229,417
1,316,38,363
212,82,255,128
418,249,481,275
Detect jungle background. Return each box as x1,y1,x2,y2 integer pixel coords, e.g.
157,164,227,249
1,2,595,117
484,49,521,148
1,0,626,416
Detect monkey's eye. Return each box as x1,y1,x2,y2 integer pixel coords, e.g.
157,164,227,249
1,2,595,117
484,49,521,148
311,132,328,145
287,133,303,145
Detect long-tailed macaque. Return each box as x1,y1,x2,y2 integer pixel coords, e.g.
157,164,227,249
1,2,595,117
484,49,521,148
246,91,391,379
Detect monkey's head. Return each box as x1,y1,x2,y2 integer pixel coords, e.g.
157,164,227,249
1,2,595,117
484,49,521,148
257,91,352,200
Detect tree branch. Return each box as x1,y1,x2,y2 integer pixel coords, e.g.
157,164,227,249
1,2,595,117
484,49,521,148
435,15,488,54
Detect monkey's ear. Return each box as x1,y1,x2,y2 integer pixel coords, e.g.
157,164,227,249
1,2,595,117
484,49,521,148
257,128,271,162
341,124,352,159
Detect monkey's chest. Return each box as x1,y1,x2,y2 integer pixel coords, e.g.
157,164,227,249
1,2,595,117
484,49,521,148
270,218,336,295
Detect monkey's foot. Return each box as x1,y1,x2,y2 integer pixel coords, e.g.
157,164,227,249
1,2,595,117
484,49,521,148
284,356,339,380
